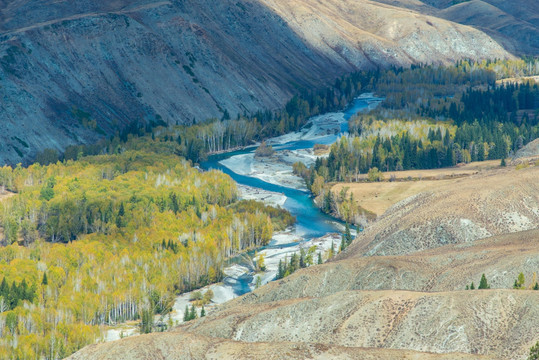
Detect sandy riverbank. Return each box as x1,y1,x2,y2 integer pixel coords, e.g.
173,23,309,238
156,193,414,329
267,111,345,145
237,184,287,207
221,153,308,191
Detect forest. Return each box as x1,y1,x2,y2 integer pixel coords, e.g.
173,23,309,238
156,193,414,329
301,63,539,185
0,147,293,359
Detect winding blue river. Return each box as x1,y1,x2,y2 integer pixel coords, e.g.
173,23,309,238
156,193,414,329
201,95,382,242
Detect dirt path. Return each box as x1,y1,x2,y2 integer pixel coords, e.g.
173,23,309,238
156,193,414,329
0,1,171,38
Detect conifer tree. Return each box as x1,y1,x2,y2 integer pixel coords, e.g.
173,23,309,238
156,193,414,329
299,248,306,268
189,305,197,320
0,278,7,294
470,282,475,290
345,223,352,245
478,274,490,289
200,306,206,317
116,202,125,228
318,252,323,265
140,308,153,334
340,234,346,252
183,305,189,322
277,260,283,280
42,272,48,285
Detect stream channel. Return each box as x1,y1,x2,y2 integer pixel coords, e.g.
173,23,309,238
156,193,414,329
199,93,383,294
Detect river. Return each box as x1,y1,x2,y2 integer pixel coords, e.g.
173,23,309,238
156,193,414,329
104,94,382,341
201,93,383,240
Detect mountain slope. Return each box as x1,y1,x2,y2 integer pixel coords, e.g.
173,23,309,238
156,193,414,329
0,0,510,165
369,0,538,55
180,290,537,359
70,289,536,359
439,0,539,55
224,229,539,303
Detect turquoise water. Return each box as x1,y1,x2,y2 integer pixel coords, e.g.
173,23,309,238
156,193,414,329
201,95,381,242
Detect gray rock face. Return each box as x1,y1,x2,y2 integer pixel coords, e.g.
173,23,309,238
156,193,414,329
0,0,510,165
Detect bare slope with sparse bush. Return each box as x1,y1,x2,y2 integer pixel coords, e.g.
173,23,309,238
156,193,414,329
348,166,539,256
68,329,484,360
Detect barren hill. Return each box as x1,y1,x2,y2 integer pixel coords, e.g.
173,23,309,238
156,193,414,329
371,0,539,55
438,0,539,55
68,329,484,360
180,290,538,359
71,289,537,359
0,0,510,165
347,166,539,256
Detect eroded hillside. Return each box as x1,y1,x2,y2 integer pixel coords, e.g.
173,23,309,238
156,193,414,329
68,329,485,360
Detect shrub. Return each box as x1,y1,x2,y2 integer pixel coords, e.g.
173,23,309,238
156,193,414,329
190,291,203,301
528,341,539,360
367,167,384,182
254,141,275,157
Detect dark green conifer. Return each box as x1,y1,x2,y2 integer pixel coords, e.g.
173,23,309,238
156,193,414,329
345,223,352,245
478,274,490,289
189,305,197,320
340,234,346,252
